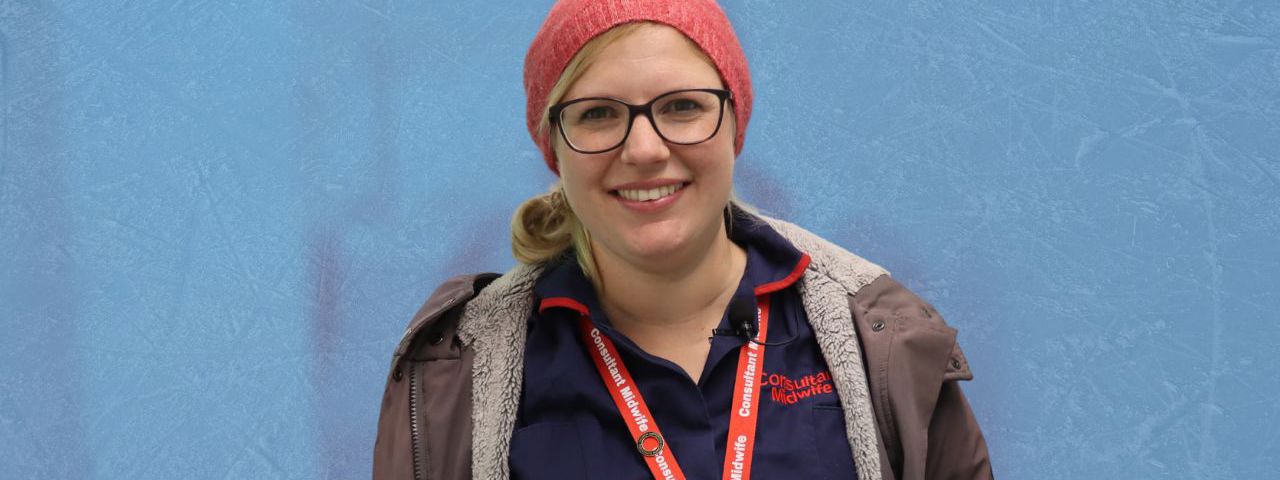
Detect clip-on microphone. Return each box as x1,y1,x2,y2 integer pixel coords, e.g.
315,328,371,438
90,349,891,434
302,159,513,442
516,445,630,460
712,296,789,346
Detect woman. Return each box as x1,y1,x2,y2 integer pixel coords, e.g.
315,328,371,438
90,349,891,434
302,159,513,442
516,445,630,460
373,1,992,479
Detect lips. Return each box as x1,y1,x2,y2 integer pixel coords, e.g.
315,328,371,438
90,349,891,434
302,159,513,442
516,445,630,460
612,182,689,202
609,181,689,213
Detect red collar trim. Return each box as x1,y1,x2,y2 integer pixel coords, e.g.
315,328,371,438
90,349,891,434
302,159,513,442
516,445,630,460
539,252,809,316
538,296,590,316
753,252,811,296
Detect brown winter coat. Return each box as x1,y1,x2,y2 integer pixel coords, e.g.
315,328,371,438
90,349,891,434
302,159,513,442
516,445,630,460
372,215,992,479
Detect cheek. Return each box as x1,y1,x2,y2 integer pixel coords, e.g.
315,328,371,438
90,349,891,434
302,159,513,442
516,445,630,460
553,150,601,214
708,109,737,167
691,135,736,179
555,137,614,186
695,144,737,203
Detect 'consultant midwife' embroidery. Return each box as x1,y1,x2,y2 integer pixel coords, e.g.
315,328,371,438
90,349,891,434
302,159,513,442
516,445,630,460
762,370,836,405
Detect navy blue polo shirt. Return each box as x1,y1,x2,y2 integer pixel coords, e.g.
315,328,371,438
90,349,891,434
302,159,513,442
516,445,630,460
512,212,858,479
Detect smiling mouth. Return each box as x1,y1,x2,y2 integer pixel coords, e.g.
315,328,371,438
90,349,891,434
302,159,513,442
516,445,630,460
611,182,690,202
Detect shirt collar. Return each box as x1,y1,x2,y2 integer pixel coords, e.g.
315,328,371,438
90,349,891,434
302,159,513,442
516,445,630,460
535,206,811,319
727,206,811,296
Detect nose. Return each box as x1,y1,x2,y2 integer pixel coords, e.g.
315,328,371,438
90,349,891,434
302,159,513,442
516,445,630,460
619,113,670,166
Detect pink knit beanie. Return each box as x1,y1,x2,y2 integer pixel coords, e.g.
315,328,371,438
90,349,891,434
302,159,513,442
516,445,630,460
524,0,753,175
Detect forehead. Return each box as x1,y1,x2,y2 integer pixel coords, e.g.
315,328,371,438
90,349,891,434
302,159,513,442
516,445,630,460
566,24,725,102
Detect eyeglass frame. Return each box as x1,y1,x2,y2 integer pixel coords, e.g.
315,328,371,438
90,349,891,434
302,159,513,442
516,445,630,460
548,88,733,154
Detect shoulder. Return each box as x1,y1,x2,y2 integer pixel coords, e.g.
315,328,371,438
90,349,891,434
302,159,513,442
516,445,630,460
852,275,956,336
392,263,546,357
850,275,973,379
391,272,500,359
756,212,971,379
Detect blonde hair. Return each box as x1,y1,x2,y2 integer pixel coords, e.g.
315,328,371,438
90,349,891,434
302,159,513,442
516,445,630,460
510,181,597,279
512,21,748,287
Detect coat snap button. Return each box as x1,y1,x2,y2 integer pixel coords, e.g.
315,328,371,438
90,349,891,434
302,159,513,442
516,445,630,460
871,321,885,332
429,332,446,345
393,368,403,382
950,359,962,370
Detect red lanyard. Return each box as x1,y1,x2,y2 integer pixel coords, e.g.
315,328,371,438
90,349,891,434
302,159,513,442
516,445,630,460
576,295,773,480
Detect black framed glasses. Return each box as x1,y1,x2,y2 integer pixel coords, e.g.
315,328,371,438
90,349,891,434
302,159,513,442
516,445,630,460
549,88,732,154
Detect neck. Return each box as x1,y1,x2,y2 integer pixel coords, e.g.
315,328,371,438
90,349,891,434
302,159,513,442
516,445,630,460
593,223,747,332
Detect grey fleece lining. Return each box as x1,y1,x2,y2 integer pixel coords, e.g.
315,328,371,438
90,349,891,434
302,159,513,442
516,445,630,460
456,215,888,479
456,263,542,479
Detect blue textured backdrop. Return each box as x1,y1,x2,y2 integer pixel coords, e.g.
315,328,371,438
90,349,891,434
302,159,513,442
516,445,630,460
2,1,1278,478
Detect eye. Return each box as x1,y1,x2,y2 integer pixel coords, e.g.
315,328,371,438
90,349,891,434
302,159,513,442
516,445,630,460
663,98,706,114
669,99,703,112
578,105,618,122
658,94,713,118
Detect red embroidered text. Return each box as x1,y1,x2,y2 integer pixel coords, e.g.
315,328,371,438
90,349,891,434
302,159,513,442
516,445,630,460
763,370,835,405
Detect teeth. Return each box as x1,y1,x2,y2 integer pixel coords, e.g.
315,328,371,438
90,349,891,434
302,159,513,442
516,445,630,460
617,183,683,202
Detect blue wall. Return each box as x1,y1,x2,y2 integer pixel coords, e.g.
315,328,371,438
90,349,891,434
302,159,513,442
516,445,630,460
2,1,1277,478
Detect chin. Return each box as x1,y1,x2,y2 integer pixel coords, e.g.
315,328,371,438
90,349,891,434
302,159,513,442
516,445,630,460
621,226,690,259
619,215,723,262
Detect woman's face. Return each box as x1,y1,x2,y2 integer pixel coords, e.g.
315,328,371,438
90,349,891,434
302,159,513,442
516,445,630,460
555,24,736,274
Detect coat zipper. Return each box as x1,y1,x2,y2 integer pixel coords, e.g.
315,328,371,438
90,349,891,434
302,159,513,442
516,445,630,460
408,362,427,480
406,294,463,480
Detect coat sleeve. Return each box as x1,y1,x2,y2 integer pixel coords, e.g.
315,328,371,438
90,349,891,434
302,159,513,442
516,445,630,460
925,380,992,479
851,275,993,479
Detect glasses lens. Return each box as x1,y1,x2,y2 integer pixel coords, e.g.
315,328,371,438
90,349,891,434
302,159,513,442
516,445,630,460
559,99,629,152
653,90,723,144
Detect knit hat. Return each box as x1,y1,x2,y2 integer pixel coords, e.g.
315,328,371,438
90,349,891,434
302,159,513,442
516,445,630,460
524,0,753,175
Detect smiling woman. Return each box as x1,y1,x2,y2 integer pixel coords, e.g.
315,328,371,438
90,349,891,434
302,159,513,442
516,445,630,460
373,1,993,479
513,21,739,289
